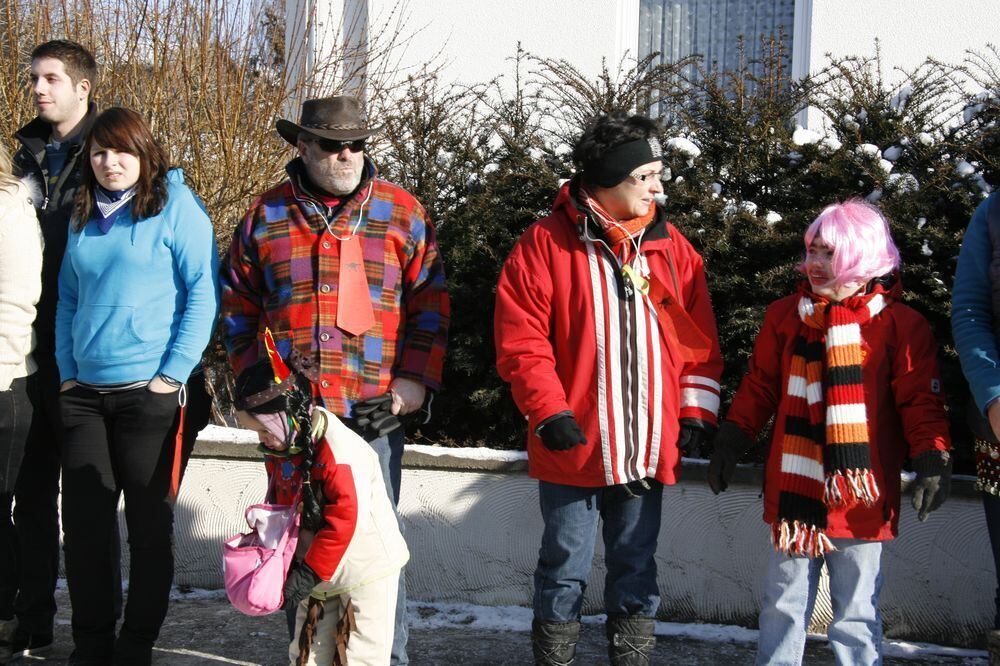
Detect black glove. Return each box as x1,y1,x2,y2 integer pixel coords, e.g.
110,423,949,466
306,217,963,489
353,393,404,438
677,420,712,458
707,421,753,495
537,415,587,451
911,450,952,522
606,477,657,503
282,560,322,610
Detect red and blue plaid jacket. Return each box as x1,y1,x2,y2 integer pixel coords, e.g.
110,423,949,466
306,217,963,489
221,159,449,416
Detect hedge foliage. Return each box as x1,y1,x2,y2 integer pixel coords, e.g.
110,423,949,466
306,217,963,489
373,44,1000,466
12,1,997,460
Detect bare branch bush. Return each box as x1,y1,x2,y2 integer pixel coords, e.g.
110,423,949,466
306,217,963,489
2,0,439,424
527,50,694,148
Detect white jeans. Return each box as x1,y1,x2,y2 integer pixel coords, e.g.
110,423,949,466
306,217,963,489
288,573,399,666
756,538,884,666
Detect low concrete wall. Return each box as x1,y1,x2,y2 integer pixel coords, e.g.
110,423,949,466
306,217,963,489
169,427,992,648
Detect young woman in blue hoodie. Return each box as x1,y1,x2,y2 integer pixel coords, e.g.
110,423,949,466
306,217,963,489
54,107,219,665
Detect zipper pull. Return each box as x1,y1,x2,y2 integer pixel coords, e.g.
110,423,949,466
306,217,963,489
42,196,50,211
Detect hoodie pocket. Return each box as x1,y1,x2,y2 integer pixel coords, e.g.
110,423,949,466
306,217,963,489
72,304,145,363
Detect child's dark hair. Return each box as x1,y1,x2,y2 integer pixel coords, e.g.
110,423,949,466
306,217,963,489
572,111,659,186
285,384,324,532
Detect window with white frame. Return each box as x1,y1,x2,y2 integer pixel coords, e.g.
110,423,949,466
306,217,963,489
638,0,797,81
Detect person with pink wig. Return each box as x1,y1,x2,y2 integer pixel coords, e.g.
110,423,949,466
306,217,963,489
707,199,952,665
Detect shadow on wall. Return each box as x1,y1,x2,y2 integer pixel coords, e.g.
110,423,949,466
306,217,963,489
100,442,996,650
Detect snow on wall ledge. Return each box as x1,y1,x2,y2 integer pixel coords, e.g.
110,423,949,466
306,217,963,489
175,427,992,647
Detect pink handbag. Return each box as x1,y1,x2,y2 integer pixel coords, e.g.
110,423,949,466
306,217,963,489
223,474,301,616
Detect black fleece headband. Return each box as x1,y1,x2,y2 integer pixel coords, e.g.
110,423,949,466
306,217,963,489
583,137,664,188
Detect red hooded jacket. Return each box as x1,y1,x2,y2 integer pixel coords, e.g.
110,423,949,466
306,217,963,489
495,183,723,487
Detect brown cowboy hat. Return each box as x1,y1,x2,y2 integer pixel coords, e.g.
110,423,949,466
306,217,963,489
276,95,382,145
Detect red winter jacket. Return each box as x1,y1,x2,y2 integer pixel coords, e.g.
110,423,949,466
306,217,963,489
725,291,951,540
495,183,723,487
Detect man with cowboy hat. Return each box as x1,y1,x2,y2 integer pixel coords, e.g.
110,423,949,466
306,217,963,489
220,95,450,665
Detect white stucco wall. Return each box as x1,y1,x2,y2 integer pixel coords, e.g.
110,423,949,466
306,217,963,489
807,0,996,78
290,1,994,125
358,0,633,88
166,433,993,648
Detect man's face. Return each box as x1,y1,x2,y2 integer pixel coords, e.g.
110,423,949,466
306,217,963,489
297,136,364,195
30,57,89,126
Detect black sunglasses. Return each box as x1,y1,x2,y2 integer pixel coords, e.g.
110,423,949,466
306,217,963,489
312,138,365,153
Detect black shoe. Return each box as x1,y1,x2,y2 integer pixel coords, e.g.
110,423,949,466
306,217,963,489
67,650,112,665
9,631,54,660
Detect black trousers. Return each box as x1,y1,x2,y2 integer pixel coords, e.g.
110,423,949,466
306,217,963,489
1,376,33,620
59,384,181,661
12,356,61,635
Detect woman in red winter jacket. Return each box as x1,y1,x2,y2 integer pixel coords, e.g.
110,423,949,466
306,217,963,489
707,199,951,666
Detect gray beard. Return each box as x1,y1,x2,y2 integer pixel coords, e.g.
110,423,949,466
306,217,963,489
325,173,362,195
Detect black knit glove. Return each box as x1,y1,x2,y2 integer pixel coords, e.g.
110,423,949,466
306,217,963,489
911,450,952,522
353,393,403,438
677,420,713,458
707,421,754,494
537,415,587,451
282,561,322,610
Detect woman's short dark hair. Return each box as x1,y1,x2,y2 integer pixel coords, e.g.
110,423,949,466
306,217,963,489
572,111,659,186
75,107,170,230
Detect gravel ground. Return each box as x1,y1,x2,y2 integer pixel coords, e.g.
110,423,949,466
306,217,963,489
12,588,988,665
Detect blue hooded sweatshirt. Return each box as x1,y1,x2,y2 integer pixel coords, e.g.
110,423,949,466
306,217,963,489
55,168,220,384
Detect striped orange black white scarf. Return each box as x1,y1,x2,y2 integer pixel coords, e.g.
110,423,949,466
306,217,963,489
773,287,888,557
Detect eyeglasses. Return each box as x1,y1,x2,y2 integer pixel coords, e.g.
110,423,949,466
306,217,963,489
629,170,666,183
312,138,366,153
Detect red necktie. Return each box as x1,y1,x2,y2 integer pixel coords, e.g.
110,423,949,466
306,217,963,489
336,235,375,336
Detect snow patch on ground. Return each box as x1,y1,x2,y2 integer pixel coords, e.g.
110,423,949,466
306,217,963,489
406,601,987,660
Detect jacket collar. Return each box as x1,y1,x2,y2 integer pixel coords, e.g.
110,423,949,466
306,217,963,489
15,102,98,159
554,175,672,248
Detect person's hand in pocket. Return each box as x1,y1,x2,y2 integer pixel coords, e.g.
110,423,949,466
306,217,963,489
148,375,180,394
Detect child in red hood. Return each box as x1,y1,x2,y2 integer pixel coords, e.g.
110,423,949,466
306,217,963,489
708,199,951,665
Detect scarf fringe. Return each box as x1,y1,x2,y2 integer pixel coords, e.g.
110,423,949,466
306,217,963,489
823,469,880,507
772,519,837,557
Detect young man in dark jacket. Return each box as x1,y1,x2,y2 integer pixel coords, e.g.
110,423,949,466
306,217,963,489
6,39,97,662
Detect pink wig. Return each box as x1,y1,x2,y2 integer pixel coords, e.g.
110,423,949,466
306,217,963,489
798,199,900,288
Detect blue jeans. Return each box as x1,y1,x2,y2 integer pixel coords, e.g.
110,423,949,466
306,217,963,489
756,538,884,666
983,492,1000,629
534,480,662,622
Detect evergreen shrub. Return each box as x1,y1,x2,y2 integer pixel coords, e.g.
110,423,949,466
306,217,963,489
373,44,999,469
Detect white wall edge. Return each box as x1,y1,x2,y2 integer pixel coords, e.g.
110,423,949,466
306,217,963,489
792,0,813,128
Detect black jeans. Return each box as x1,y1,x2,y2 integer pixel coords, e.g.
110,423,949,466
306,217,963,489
1,376,33,620
60,384,181,661
12,356,61,635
